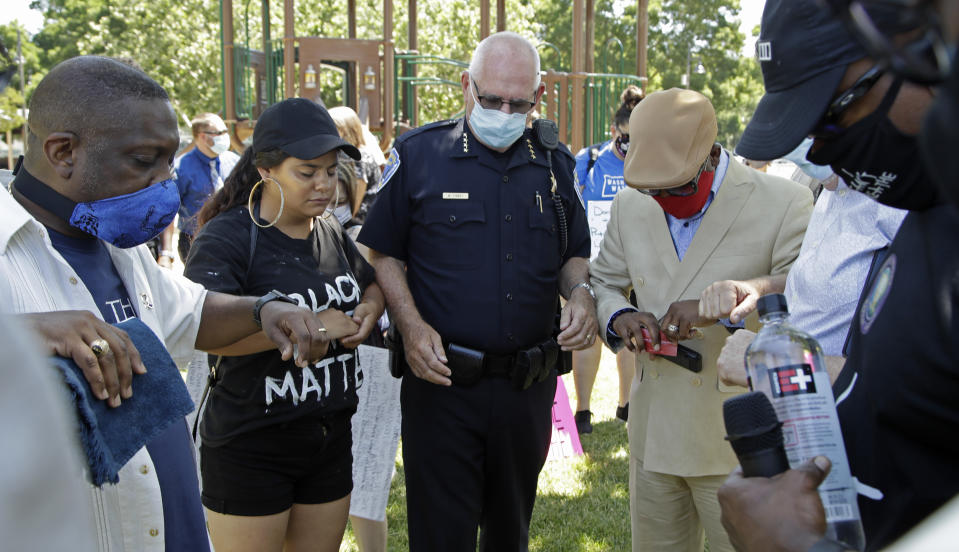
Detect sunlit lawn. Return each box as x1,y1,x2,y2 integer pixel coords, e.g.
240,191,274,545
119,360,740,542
340,348,631,551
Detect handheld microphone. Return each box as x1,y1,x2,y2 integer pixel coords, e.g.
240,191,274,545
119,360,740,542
723,391,790,478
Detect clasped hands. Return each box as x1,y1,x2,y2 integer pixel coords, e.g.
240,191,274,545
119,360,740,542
611,299,714,352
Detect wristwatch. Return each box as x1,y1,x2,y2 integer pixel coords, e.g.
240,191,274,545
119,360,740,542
253,289,298,329
569,281,596,301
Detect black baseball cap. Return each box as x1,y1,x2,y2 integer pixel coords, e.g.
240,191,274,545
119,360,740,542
737,0,872,161
253,97,361,160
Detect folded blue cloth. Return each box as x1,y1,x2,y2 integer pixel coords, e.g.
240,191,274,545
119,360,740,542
51,318,195,486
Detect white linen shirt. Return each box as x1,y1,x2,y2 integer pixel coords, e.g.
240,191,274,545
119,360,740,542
0,187,208,551
784,180,906,355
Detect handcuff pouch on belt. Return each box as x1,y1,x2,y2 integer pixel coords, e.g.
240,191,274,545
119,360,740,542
384,324,406,378
384,324,563,391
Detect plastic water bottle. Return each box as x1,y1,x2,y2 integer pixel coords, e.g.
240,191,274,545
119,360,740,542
745,294,865,551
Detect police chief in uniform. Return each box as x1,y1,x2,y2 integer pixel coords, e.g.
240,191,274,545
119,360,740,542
358,31,597,551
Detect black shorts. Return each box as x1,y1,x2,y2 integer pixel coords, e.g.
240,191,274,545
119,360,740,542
200,411,353,516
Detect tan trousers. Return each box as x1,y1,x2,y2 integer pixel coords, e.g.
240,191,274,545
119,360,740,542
629,455,733,552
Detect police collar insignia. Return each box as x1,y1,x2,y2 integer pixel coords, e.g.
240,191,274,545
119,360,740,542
379,147,401,192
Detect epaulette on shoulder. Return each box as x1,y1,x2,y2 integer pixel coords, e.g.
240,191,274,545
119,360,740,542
396,118,460,145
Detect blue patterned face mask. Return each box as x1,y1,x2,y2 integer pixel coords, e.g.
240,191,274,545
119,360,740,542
12,163,180,248
467,82,528,149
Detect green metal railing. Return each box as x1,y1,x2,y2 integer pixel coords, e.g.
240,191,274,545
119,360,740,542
264,39,283,108
224,36,642,150
394,52,469,127
583,72,645,146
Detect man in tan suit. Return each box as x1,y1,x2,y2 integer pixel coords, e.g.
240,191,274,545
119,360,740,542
590,88,812,552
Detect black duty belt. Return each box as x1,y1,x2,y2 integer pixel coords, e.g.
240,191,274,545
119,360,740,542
384,326,571,389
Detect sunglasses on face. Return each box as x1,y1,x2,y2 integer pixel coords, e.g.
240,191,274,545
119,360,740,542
202,129,229,136
471,79,538,114
809,65,885,140
639,160,708,197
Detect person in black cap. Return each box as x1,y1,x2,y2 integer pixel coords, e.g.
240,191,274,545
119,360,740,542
717,1,959,551
183,97,386,552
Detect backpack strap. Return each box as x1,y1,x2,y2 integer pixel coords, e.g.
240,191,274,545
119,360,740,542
192,205,260,442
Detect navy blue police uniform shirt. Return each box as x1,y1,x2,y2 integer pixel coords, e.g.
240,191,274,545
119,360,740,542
833,204,959,551
47,229,209,552
358,119,589,354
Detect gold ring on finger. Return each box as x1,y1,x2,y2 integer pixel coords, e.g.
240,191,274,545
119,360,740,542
666,324,679,333
90,338,110,357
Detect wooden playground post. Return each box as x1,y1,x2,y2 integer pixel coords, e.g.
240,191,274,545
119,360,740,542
283,0,295,99
636,0,649,80
481,0,491,40
381,0,395,147
223,0,236,125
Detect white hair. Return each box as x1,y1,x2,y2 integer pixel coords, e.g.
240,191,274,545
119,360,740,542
468,31,541,88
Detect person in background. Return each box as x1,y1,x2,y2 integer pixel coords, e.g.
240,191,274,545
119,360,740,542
184,98,385,552
161,113,240,265
571,84,644,433
330,106,382,223
336,163,403,552
590,88,812,552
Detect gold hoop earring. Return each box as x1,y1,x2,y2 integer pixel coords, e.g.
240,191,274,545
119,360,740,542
248,176,285,228
320,180,340,221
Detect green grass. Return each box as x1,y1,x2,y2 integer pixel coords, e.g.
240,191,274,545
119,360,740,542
340,349,631,551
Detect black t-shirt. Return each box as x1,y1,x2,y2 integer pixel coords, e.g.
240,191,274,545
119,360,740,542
834,204,959,550
184,207,375,446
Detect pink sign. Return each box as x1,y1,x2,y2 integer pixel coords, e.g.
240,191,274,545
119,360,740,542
547,376,583,461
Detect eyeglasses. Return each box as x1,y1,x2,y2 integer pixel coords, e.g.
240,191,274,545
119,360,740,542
809,65,884,140
822,0,950,85
639,160,708,197
202,129,229,136
471,79,537,114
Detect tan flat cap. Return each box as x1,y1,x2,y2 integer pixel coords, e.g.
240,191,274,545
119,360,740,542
623,88,718,190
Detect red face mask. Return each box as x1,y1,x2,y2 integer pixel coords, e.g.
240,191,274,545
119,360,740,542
652,167,715,219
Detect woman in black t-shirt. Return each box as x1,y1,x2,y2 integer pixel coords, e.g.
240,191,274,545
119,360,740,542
183,98,385,552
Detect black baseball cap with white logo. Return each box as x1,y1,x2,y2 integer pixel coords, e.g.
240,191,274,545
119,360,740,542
253,97,361,160
736,0,870,161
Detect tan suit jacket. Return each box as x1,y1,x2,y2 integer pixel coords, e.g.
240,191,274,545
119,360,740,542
591,155,813,477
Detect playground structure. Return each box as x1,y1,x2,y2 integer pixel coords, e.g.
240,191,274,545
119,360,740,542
220,0,649,153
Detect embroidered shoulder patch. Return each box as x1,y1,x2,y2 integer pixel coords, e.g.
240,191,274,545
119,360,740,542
378,147,401,191
860,253,896,334
573,176,585,210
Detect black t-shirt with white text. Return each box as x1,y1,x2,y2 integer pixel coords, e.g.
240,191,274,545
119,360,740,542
184,207,375,446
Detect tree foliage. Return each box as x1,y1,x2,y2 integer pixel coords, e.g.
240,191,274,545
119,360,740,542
11,0,762,145
534,0,764,147
0,22,42,133
31,0,222,122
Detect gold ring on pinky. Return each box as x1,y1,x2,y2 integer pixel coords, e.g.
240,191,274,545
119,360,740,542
585,334,592,341
317,327,328,335
90,338,110,357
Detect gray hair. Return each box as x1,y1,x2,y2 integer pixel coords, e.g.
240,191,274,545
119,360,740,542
468,31,541,88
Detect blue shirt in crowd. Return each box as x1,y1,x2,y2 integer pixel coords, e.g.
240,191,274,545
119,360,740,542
174,147,240,236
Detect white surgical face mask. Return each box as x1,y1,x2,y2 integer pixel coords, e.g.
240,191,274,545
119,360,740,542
210,134,231,156
468,79,528,149
334,204,352,225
